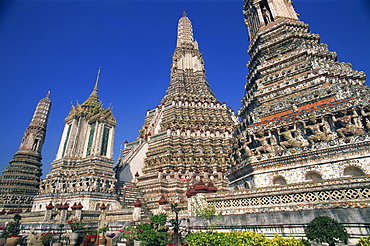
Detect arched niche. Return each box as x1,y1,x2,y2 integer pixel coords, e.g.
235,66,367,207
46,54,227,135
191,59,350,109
305,171,323,181
344,166,365,177
273,176,287,185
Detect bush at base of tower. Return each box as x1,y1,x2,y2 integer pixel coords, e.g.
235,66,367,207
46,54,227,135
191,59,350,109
185,231,309,246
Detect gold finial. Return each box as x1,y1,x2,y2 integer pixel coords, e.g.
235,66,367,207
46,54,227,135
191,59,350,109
182,9,187,17
46,89,51,98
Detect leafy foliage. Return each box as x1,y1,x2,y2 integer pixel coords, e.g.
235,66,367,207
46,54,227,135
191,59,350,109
356,236,370,246
41,233,55,245
305,216,349,246
3,214,22,238
121,226,139,242
67,218,84,232
121,213,170,246
185,231,310,246
192,195,218,229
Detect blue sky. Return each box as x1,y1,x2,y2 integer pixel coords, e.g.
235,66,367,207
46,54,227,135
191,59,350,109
0,0,369,177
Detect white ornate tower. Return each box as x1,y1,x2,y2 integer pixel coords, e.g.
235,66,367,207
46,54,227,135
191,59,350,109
33,68,120,212
115,12,238,210
229,0,370,190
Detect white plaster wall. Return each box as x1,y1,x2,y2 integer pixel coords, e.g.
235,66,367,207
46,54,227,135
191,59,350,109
254,156,370,187
118,142,148,182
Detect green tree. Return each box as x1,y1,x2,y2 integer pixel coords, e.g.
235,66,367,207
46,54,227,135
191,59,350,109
134,213,170,246
192,195,218,230
305,216,349,246
3,214,22,238
169,203,186,245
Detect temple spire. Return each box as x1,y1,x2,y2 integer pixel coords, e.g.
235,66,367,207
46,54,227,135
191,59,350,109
0,93,51,210
176,11,196,48
163,11,213,103
94,66,101,93
81,67,101,108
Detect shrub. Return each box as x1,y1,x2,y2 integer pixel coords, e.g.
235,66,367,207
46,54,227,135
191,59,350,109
121,213,170,246
185,231,309,246
305,216,349,246
41,233,55,245
3,214,22,238
356,236,370,246
67,218,84,232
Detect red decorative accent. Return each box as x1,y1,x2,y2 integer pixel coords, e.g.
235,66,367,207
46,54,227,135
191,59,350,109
56,204,64,210
75,202,83,210
135,172,140,177
194,179,208,193
174,167,179,172
278,152,283,156
46,202,54,210
203,168,208,172
24,208,31,213
158,168,163,172
71,202,78,210
100,203,107,210
207,180,217,193
208,169,213,174
189,167,194,172
166,169,171,174
194,170,200,174
0,209,6,215
134,198,142,208
158,194,168,205
344,138,350,143
217,167,222,172
185,191,192,198
188,185,197,197
62,202,69,210
124,140,128,144
180,169,186,174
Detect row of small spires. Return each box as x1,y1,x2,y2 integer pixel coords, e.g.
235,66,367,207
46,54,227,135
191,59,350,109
155,99,227,106
45,202,109,211
45,202,85,211
134,167,226,177
133,179,217,208
0,180,216,214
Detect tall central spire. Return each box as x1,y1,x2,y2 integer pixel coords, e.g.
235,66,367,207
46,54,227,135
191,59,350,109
162,12,214,103
176,10,196,48
116,11,238,209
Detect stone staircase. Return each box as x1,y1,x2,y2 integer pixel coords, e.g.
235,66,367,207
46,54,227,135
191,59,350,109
116,181,152,220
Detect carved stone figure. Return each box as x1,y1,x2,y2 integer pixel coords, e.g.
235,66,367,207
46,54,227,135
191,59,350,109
240,136,254,157
277,125,303,149
254,130,274,155
361,106,370,131
301,117,334,144
262,6,272,24
332,109,364,138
